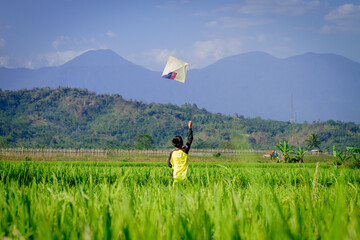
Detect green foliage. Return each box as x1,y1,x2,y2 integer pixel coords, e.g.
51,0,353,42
0,136,12,148
220,135,250,150
290,146,308,163
133,134,153,150
347,147,360,154
305,133,321,150
347,147,360,168
275,141,293,162
333,145,351,166
0,88,359,150
0,161,359,239
212,152,221,158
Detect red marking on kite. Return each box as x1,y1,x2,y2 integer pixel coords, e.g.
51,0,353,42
170,72,177,80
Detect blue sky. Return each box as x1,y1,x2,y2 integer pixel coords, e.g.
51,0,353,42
0,0,359,70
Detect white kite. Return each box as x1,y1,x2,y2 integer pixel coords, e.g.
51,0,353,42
161,56,188,83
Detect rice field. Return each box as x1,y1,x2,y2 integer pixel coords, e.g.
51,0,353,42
0,159,359,239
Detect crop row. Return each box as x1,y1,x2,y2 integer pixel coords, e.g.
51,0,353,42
0,161,359,239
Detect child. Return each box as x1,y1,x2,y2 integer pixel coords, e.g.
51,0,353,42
167,121,193,182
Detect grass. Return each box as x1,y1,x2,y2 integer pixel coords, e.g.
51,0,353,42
1,151,334,163
0,157,359,239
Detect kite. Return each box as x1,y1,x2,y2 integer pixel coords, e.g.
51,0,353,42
161,56,188,83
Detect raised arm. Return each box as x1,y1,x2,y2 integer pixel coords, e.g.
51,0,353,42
182,121,193,154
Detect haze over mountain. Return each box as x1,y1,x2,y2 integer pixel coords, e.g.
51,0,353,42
1,49,359,123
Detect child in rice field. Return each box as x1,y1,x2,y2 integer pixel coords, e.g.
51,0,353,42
167,121,193,182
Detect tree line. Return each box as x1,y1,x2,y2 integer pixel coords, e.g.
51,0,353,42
0,87,359,151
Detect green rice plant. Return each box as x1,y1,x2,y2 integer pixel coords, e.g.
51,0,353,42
0,160,359,239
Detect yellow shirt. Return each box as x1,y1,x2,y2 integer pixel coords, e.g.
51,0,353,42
170,149,189,181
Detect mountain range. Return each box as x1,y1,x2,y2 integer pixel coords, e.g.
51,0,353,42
1,49,359,123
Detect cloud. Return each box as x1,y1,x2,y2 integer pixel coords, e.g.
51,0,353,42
236,0,320,16
156,0,189,10
189,36,276,68
321,4,360,33
0,38,5,47
54,34,112,49
0,55,31,69
128,38,245,70
324,4,360,21
128,34,273,70
0,56,9,67
149,49,178,65
193,0,321,20
206,21,218,27
106,31,115,38
196,0,320,17
192,39,237,61
190,37,298,67
206,17,272,29
192,40,221,60
0,56,30,69
52,36,69,48
43,51,80,66
127,48,178,70
0,49,94,69
38,50,93,67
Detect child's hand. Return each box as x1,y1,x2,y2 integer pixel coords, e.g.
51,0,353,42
188,121,192,129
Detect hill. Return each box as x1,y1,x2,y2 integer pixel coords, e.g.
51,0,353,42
1,49,360,123
0,88,359,151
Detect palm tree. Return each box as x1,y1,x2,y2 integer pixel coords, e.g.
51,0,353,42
291,146,308,163
305,133,321,150
275,141,293,163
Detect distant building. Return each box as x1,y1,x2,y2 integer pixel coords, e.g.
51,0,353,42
263,150,281,160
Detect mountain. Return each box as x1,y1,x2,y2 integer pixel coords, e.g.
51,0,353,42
1,49,359,122
1,88,359,151
188,52,360,122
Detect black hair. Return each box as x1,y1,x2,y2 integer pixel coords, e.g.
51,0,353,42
172,136,183,148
